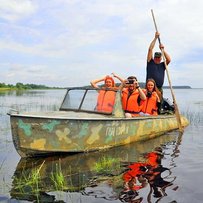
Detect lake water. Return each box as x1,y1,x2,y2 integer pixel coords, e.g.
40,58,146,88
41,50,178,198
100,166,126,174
0,89,203,203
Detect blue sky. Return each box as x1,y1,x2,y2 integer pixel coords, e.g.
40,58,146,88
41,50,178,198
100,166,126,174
0,0,203,88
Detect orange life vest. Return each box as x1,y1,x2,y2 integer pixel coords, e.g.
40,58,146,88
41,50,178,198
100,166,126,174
145,152,160,167
122,88,141,115
96,90,116,113
140,89,158,115
122,162,147,190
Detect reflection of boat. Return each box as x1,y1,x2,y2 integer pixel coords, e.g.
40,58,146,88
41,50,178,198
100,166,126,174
10,133,178,202
8,87,189,157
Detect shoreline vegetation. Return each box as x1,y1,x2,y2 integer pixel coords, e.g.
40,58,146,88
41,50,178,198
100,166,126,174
117,82,192,89
0,82,64,91
0,82,192,91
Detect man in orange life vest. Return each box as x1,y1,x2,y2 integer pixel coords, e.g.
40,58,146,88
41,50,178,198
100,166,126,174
122,76,146,118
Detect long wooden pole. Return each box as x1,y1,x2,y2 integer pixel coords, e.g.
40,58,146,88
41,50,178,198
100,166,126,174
151,9,183,132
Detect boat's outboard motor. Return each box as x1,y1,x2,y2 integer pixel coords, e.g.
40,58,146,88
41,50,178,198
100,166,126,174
160,98,175,114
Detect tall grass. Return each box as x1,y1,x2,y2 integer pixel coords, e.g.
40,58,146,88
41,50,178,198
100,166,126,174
49,159,87,192
93,156,121,174
50,159,66,191
182,109,202,125
12,161,45,202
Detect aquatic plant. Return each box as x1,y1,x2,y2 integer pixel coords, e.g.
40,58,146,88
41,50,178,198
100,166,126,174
0,158,6,172
12,161,45,201
50,161,87,192
50,160,66,191
182,109,202,125
93,156,121,174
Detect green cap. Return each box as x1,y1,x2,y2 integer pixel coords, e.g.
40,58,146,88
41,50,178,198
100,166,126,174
154,52,162,58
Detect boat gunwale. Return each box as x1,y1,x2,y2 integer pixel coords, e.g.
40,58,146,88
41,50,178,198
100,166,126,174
8,112,176,121
8,87,178,121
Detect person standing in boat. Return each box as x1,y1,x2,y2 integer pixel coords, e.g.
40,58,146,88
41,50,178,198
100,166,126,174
90,73,124,113
139,78,161,116
146,31,171,95
121,76,146,118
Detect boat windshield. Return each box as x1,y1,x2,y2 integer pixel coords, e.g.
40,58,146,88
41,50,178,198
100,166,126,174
60,88,117,114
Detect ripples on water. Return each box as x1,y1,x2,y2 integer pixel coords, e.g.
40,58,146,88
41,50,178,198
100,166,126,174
0,89,203,203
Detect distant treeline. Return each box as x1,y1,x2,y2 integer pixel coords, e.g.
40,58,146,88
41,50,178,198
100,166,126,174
163,85,191,89
131,82,191,89
0,82,62,90
0,82,191,90
115,82,191,89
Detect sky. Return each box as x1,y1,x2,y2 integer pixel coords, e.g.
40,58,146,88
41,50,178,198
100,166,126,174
0,0,203,88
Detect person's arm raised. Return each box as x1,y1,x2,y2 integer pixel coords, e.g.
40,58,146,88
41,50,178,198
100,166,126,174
135,80,146,100
147,32,159,62
112,72,124,83
90,76,106,88
159,44,171,65
112,72,125,89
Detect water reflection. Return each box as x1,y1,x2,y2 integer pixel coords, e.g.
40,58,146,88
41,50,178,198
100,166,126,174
0,90,51,96
10,132,181,203
119,147,175,202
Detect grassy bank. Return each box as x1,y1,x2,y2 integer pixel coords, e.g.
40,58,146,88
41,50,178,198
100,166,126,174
0,88,14,91
0,87,64,92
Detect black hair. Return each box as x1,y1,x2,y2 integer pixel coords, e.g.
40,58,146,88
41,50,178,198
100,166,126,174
127,76,137,81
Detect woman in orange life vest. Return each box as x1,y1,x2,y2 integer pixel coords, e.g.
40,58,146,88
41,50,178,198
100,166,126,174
121,76,146,118
90,73,124,113
139,78,161,116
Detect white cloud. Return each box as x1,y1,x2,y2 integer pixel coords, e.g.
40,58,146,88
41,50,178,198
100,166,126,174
0,0,203,87
0,0,37,22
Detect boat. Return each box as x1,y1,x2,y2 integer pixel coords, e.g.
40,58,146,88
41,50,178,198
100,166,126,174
8,87,189,157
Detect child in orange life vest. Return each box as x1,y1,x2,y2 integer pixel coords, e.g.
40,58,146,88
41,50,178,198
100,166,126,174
139,78,161,116
121,76,146,118
90,73,124,113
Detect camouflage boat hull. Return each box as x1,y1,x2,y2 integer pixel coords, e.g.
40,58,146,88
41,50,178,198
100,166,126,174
9,113,188,157
8,88,189,157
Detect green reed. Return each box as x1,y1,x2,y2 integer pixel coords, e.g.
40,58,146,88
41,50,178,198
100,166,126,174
93,156,121,174
13,160,45,201
0,158,6,172
51,160,66,191
182,109,202,125
50,160,87,192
